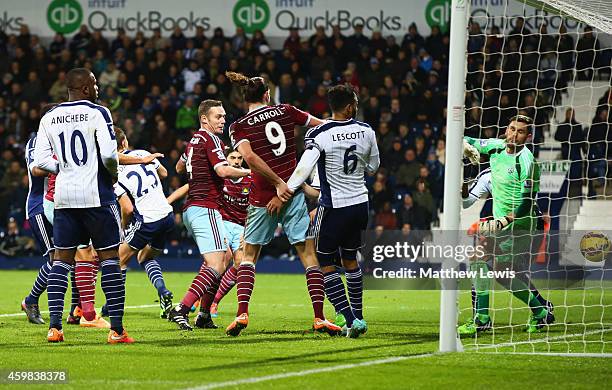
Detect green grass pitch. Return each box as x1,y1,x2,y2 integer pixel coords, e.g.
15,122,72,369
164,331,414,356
0,270,610,389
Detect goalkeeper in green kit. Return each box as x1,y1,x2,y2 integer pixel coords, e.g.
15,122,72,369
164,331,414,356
458,115,555,335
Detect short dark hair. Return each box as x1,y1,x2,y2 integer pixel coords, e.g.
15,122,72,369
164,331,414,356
115,127,126,148
198,99,223,119
510,114,533,133
327,84,356,113
66,68,91,90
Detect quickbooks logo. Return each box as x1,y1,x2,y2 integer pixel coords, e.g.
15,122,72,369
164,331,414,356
233,0,270,34
47,0,83,34
425,0,451,33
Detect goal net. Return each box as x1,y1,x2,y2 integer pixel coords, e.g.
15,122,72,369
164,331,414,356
451,0,612,355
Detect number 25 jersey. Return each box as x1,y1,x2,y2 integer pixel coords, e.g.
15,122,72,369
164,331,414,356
229,104,312,206
114,150,172,223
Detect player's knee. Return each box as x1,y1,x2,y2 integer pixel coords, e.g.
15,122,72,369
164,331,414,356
97,248,119,261
54,249,76,264
316,253,336,268
341,258,358,270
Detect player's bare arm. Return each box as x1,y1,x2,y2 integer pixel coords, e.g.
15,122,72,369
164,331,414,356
117,194,133,230
214,164,251,179
167,184,189,204
302,183,320,201
236,141,292,201
156,163,168,180
119,152,164,166
175,158,186,175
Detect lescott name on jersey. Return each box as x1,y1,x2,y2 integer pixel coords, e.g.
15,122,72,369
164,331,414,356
331,130,367,142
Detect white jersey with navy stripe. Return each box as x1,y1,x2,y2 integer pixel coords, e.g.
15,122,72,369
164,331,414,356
463,168,492,208
114,150,172,223
34,100,118,209
304,119,379,208
25,134,48,219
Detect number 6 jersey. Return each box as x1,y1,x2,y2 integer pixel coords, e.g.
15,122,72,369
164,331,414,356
229,104,313,207
303,119,379,208
114,150,172,223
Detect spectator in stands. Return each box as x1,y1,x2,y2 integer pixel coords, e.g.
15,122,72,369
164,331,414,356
175,95,198,135
576,26,600,80
585,109,610,197
0,217,35,257
375,202,397,230
555,108,585,195
182,60,205,93
371,180,393,213
402,23,425,52
395,149,421,190
413,179,435,227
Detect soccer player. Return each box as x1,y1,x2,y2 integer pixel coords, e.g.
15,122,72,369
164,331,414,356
33,68,133,343
167,100,250,331
194,148,253,325
461,167,554,332
114,127,175,319
225,71,341,336
32,133,162,327
458,115,554,334
21,104,58,325
164,149,251,325
285,84,380,337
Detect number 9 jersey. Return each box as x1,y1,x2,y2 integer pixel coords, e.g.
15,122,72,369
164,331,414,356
114,150,172,223
229,104,313,207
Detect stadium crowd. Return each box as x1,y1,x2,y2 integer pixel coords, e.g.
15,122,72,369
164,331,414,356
0,19,610,256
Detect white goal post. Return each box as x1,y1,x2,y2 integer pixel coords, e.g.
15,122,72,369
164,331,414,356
440,0,612,353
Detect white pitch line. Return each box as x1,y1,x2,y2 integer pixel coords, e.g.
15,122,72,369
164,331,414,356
484,352,612,358
466,328,612,351
184,353,435,390
0,304,159,318
0,303,378,318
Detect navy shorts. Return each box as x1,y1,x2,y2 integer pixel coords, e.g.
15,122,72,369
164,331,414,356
125,212,175,251
29,212,54,257
312,202,369,266
54,204,122,251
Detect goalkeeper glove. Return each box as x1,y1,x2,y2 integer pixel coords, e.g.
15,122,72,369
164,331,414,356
478,216,512,236
463,140,480,165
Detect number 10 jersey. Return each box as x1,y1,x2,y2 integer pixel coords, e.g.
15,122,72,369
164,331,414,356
229,104,312,207
34,100,118,209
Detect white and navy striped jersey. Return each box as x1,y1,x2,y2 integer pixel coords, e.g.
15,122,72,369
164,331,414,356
114,150,172,223
33,100,118,209
304,119,379,208
463,168,492,209
25,134,48,219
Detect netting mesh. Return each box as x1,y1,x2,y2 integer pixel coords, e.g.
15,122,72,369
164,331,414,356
523,0,612,34
458,0,612,354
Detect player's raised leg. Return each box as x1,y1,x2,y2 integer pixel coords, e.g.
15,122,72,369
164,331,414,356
168,206,227,331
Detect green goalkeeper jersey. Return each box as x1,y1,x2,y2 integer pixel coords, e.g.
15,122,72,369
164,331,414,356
464,137,540,230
